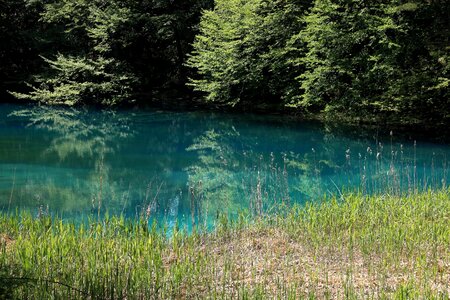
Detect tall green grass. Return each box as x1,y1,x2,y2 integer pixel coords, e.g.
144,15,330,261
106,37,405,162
1,189,449,299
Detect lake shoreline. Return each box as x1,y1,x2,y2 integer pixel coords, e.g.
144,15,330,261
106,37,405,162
2,100,449,143
2,190,449,299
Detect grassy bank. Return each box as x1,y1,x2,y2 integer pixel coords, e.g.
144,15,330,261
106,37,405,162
1,190,450,299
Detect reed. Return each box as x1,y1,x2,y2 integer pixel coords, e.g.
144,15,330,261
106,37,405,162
1,189,449,299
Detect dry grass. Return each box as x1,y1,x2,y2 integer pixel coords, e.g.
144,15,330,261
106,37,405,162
185,227,450,299
1,190,450,299
0,234,14,252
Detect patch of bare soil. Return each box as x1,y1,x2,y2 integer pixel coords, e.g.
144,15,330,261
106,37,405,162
0,234,15,252
193,228,450,298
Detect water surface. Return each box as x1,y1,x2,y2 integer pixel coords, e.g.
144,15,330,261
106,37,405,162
0,104,448,227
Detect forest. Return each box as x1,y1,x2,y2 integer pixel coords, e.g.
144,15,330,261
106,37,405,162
1,0,448,123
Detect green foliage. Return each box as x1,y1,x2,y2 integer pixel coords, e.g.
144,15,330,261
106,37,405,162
11,55,136,106
187,0,262,105
12,0,138,106
298,0,401,113
298,0,449,122
188,0,449,122
3,0,449,122
187,0,311,107
384,0,450,123
7,0,212,106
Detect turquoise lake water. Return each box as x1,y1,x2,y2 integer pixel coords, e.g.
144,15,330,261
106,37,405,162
0,104,449,227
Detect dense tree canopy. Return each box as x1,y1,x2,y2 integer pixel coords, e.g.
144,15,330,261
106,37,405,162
188,0,449,122
3,0,213,105
186,0,311,107
297,0,449,122
0,0,46,100
11,0,138,106
1,0,449,123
